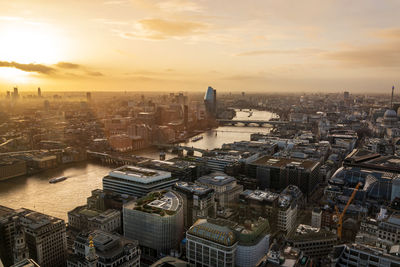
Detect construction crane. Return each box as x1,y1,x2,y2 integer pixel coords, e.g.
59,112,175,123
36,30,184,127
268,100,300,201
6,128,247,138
335,182,362,240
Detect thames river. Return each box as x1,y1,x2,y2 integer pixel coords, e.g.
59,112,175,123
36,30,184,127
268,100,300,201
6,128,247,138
0,110,275,220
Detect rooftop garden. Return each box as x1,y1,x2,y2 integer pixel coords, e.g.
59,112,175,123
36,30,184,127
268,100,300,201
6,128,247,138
134,190,175,217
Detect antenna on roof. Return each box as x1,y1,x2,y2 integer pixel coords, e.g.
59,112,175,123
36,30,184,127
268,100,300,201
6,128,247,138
391,85,395,109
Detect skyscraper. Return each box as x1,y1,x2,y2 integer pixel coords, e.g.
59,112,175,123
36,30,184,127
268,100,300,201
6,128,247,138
204,86,217,117
13,87,19,100
37,87,41,98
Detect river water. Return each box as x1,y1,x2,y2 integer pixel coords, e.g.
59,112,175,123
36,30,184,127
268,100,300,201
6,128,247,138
0,110,275,220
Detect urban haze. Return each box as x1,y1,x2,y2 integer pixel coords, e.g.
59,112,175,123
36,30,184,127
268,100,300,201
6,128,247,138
1,1,400,267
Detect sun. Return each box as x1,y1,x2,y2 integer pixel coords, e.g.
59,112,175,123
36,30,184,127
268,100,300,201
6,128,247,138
0,22,63,64
0,20,65,83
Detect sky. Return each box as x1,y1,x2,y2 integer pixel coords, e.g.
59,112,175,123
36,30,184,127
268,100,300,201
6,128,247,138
0,0,400,93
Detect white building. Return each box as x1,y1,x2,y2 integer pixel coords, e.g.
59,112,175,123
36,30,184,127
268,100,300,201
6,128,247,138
123,191,184,257
311,207,322,228
103,165,178,197
277,194,298,234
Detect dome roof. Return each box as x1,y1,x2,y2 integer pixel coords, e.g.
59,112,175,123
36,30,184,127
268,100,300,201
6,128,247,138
384,109,397,118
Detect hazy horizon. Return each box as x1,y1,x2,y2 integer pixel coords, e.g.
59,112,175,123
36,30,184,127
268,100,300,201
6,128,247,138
1,0,400,93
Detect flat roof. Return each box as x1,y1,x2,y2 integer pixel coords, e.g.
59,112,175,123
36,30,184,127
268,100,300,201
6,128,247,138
251,156,319,170
288,224,336,241
108,165,171,184
241,189,279,202
196,172,236,186
174,182,213,195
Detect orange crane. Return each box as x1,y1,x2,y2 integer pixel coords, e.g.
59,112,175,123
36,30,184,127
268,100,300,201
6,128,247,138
335,182,362,240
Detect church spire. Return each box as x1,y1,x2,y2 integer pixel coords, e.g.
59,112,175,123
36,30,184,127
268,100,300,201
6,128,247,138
85,235,98,267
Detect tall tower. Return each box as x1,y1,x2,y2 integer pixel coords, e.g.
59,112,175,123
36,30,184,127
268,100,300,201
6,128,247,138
38,87,41,97
204,86,217,118
85,235,98,267
13,87,19,100
391,85,395,109
13,227,29,264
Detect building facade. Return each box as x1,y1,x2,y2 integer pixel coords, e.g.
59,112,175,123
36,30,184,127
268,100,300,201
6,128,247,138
123,190,184,259
103,165,178,197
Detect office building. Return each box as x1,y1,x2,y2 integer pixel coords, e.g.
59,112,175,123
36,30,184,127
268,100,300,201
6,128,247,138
67,230,140,267
311,208,322,228
332,243,400,266
238,189,279,229
186,218,270,267
248,156,320,197
199,155,238,172
68,206,121,233
103,165,178,197
277,193,298,234
196,172,243,208
287,224,337,258
187,219,237,267
0,157,27,181
0,206,67,267
123,190,184,259
173,182,216,229
204,86,217,117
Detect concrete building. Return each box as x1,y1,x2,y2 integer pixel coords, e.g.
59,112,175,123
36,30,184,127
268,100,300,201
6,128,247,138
68,206,121,233
67,230,140,267
311,208,322,228
187,219,237,267
287,224,337,258
332,243,400,266
238,190,279,229
196,172,243,208
0,206,67,267
103,165,178,197
123,190,184,259
200,155,239,173
248,156,320,197
277,193,298,234
173,182,216,229
0,157,27,181
186,218,270,267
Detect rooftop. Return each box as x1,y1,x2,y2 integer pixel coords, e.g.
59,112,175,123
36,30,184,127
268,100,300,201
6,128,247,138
108,165,171,184
188,219,237,247
125,190,182,216
240,189,279,202
15,208,64,231
251,155,319,170
196,172,236,186
174,181,214,195
287,224,336,241
76,230,138,258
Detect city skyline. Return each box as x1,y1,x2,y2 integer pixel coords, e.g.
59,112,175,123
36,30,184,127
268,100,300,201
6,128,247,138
1,0,400,92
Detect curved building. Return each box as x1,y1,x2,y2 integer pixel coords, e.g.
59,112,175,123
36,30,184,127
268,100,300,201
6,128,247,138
186,218,270,267
204,86,217,117
123,190,184,257
187,219,237,267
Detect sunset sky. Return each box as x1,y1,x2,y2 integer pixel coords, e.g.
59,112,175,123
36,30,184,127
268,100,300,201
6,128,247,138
1,0,400,92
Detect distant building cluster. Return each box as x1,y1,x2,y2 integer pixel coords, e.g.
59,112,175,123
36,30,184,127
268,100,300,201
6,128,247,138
3,87,400,266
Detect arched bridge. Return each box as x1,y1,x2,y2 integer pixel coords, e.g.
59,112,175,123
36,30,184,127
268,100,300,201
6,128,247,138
217,119,289,127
